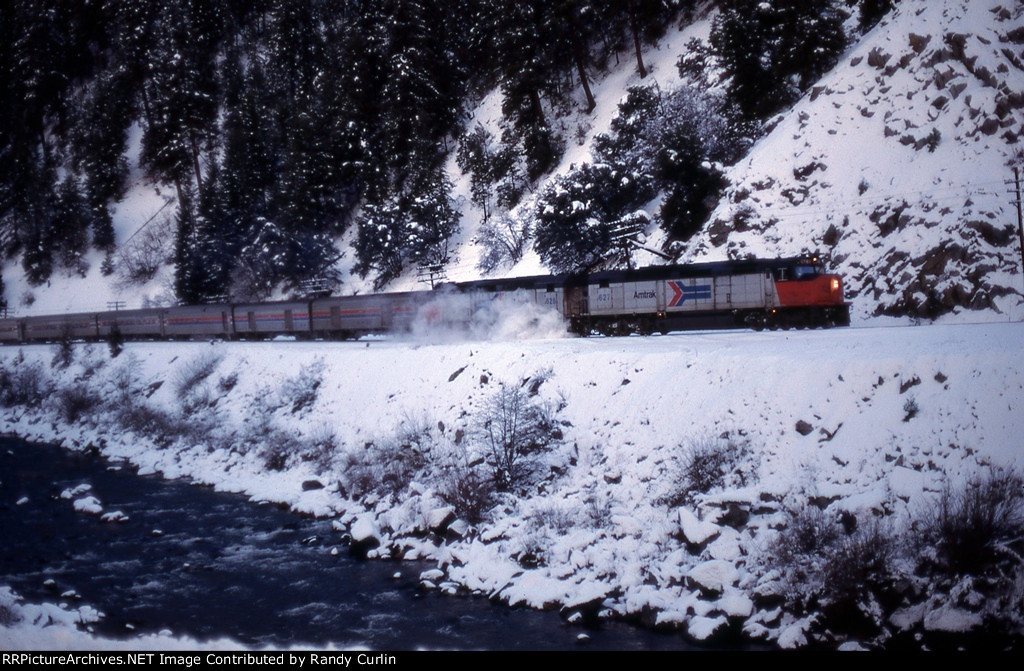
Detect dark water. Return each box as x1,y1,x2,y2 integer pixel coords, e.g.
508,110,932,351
0,436,696,650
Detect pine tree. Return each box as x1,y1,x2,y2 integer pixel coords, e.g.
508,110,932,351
173,183,202,305
377,0,463,187
355,167,460,288
139,0,221,190
52,175,91,276
491,0,560,179
533,163,641,273
711,0,848,120
858,0,896,32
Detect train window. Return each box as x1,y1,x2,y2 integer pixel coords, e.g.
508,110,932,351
793,265,818,280
546,284,555,293
599,280,610,289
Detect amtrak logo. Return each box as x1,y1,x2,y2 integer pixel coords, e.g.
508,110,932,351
668,281,712,307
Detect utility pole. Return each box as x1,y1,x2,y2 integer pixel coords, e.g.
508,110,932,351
417,260,448,289
1015,166,1023,285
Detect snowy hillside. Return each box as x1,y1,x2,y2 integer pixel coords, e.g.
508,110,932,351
3,0,1022,325
2,322,1024,649
684,0,1024,323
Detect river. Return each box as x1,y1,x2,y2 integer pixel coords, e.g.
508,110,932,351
0,436,697,650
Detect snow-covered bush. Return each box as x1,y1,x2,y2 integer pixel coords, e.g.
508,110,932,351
919,468,1024,577
477,381,558,492
301,423,339,473
439,448,495,524
0,588,21,626
108,354,181,443
217,371,238,393
115,221,172,285
259,430,304,472
339,421,433,501
763,506,899,633
278,359,324,414
51,326,76,370
57,385,101,424
476,212,530,274
173,351,223,399
665,436,751,506
0,353,49,408
109,353,141,409
902,397,919,421
106,323,124,358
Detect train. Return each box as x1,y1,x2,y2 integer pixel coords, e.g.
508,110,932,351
0,255,849,344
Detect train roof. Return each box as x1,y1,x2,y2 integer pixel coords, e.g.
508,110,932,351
453,256,826,292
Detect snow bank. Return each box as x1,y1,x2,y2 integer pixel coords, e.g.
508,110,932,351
1,321,1022,648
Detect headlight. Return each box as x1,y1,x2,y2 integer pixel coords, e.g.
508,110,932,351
831,278,840,292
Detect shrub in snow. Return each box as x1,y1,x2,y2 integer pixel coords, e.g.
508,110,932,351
57,385,100,424
173,352,223,416
107,354,182,442
301,423,339,473
339,422,432,501
439,448,495,524
0,354,49,408
476,381,558,492
665,436,752,506
763,505,898,635
109,354,141,409
278,359,324,414
106,323,124,359
217,371,238,393
902,397,919,422
0,588,22,626
476,212,530,274
173,351,223,399
260,430,303,472
119,403,182,445
51,326,76,370
115,222,172,285
918,468,1024,577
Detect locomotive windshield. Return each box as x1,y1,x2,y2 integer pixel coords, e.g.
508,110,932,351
792,264,820,279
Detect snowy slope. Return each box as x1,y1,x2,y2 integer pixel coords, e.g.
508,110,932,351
3,1,1020,326
2,321,1022,648
684,0,1024,323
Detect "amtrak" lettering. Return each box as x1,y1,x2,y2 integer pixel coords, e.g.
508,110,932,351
633,290,656,300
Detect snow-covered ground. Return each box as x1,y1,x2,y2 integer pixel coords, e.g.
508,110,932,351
0,584,257,651
2,319,1022,648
